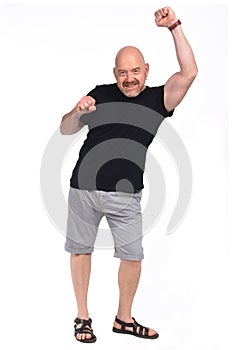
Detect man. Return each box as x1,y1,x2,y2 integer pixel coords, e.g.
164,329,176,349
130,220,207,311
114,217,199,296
60,6,197,343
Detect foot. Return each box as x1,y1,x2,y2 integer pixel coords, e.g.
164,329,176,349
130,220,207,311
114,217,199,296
113,316,159,339
74,317,97,343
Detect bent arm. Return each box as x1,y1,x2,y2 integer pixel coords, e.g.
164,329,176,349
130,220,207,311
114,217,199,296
60,95,96,135
60,108,84,135
164,25,198,112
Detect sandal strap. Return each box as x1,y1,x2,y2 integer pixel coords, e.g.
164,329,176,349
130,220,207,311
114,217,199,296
75,328,93,336
115,316,135,330
74,317,92,327
115,316,149,335
74,317,94,336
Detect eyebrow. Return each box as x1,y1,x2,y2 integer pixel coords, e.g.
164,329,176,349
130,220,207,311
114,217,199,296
118,67,141,72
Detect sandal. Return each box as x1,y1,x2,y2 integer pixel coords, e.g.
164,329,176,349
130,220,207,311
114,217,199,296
112,316,159,339
74,317,97,343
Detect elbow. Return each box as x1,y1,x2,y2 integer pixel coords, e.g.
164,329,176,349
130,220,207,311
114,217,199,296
59,116,82,135
60,115,72,135
185,61,198,81
190,65,198,82
59,127,73,135
60,125,67,135
186,66,198,87
193,66,198,80
59,124,81,135
59,120,72,135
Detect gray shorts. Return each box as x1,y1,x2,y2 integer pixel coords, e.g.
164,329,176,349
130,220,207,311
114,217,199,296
65,187,144,261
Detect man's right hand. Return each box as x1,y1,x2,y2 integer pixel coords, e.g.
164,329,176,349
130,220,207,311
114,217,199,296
75,96,96,113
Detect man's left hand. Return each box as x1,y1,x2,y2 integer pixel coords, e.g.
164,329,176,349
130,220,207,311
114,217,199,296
154,7,177,28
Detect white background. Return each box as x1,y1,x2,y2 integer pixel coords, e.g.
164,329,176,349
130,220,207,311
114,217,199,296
0,1,232,349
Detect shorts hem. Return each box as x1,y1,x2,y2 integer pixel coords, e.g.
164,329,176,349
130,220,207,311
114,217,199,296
64,245,94,255
114,252,144,261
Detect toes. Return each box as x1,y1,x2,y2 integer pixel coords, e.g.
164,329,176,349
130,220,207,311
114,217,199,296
148,328,157,337
76,333,91,341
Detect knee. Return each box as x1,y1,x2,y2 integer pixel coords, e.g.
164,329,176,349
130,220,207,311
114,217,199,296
121,259,142,267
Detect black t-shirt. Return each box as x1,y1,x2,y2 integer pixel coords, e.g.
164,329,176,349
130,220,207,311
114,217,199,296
70,83,174,192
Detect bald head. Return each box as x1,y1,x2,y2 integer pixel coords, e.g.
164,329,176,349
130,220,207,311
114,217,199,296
115,46,145,67
113,46,149,98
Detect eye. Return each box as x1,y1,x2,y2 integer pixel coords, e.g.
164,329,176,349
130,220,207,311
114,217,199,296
119,71,126,76
133,68,140,74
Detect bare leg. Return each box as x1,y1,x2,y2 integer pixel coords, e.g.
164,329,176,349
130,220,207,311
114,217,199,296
116,260,141,321
70,253,92,341
114,259,157,336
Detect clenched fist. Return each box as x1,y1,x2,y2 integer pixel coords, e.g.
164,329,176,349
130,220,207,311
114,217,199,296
154,7,177,28
75,96,96,113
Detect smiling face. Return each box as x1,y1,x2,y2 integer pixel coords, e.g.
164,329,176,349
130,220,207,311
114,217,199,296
113,46,149,98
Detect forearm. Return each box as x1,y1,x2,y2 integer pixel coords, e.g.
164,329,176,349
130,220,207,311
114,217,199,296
60,108,84,135
171,24,198,81
155,6,198,111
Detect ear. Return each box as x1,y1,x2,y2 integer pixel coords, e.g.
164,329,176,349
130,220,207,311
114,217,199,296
145,63,149,76
113,67,117,79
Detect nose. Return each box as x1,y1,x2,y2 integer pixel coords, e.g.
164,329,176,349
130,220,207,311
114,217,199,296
126,71,134,81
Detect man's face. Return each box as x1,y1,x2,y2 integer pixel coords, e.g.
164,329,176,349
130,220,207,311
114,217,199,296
114,49,149,98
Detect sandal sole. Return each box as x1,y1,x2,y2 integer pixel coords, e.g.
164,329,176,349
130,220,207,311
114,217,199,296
76,336,97,343
112,327,159,339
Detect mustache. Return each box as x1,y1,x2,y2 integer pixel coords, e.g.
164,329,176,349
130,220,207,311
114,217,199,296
123,80,139,87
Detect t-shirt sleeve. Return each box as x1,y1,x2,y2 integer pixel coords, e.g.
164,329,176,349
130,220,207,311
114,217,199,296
159,85,174,118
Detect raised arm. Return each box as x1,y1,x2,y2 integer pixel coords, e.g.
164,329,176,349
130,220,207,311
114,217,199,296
60,96,96,135
154,6,198,112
